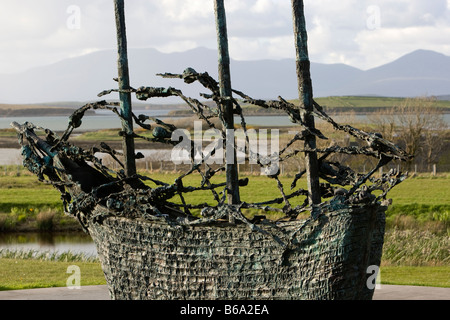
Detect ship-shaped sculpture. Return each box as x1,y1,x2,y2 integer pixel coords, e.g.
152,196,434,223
12,0,411,300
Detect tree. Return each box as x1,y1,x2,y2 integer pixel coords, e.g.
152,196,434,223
371,96,448,171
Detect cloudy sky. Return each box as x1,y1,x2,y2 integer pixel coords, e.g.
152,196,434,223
0,0,449,74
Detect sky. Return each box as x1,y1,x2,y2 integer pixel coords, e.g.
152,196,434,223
0,0,449,74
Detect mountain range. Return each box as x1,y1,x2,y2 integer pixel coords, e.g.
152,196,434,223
0,47,449,104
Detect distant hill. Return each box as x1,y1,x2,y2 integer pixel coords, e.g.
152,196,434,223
332,50,450,97
0,103,95,117
0,47,449,105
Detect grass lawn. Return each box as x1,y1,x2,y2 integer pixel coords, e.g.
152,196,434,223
0,188,63,212
1,172,449,229
386,176,450,206
1,166,448,210
380,266,450,288
0,173,448,290
139,172,449,206
0,175,63,213
1,259,448,291
312,96,450,110
0,258,106,291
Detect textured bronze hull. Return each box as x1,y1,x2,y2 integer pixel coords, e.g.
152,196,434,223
87,201,386,300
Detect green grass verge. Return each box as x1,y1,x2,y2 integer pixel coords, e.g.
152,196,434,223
1,258,448,291
1,169,447,206
0,258,105,291
0,189,63,211
312,96,450,110
1,173,449,230
239,96,450,114
379,266,450,288
0,173,448,290
386,176,450,206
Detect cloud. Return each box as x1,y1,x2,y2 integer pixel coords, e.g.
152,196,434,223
154,0,212,21
346,0,450,69
0,0,115,73
0,0,448,74
354,24,450,68
229,35,295,61
374,0,448,28
302,0,450,69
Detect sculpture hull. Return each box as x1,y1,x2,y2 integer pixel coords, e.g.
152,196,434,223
87,201,386,300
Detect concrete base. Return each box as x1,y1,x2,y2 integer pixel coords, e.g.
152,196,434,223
0,285,448,300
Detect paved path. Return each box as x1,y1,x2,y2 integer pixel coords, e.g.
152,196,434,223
0,284,448,300
0,285,110,300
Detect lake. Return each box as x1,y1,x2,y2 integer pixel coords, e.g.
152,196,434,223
2,110,449,131
0,232,97,257
1,110,449,257
1,112,449,165
0,112,298,165
0,113,298,131
0,109,171,131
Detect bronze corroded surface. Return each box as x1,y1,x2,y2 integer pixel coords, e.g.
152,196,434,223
89,200,386,300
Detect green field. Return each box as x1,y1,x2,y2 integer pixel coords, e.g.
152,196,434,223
236,95,450,115
1,172,449,229
0,257,448,291
313,95,450,110
0,172,449,290
166,95,450,116
0,258,105,291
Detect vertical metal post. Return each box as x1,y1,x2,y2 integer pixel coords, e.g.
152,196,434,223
214,0,240,206
114,0,136,177
291,0,321,205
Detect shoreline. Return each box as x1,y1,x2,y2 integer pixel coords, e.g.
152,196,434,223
0,224,84,234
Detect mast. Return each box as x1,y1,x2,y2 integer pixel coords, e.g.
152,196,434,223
214,0,240,206
291,0,321,205
114,0,136,177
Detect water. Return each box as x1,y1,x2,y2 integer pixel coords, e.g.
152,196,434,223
3,112,449,131
1,109,171,131
0,114,295,131
0,113,295,165
2,112,449,165
0,232,97,257
0,148,23,165
0,148,174,165
1,111,449,257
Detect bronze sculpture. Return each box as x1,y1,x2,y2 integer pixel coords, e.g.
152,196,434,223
11,0,411,300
